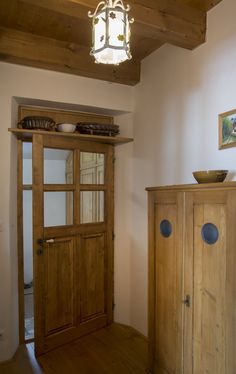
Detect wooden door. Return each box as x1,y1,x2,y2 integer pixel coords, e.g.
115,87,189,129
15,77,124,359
148,190,184,373
33,134,114,356
184,190,236,374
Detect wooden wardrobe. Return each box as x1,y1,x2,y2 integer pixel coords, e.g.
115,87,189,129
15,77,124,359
147,183,236,374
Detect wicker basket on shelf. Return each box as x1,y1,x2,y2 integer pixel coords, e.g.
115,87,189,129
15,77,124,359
77,122,120,137
18,116,56,131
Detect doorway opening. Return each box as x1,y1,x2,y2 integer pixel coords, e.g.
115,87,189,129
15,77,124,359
22,142,34,341
17,104,117,355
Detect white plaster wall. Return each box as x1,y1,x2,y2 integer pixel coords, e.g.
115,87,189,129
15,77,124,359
114,113,134,325
0,62,134,361
132,0,236,335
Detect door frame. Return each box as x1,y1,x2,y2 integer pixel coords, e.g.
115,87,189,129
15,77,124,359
17,139,26,344
17,105,116,346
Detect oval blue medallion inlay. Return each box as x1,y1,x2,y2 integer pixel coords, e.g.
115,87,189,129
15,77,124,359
160,220,172,238
201,223,219,245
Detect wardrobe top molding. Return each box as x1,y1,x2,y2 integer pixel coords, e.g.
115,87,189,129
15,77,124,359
146,181,236,191
9,128,133,146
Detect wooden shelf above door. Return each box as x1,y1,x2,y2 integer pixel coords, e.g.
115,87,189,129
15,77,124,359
8,128,133,145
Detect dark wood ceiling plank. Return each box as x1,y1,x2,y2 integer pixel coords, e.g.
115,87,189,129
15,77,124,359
183,0,222,12
21,0,207,50
0,0,90,46
0,0,222,84
129,0,206,25
129,2,206,49
131,37,165,60
0,0,165,62
0,26,140,85
20,0,91,21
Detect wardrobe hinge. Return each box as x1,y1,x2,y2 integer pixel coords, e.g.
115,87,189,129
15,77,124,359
112,302,116,311
112,232,115,241
113,157,116,164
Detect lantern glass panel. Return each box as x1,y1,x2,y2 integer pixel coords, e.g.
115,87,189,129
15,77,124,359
95,48,128,64
94,11,106,50
109,10,125,47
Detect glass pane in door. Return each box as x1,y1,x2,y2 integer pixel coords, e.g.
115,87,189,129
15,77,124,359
23,142,32,185
44,192,73,227
44,148,73,184
80,152,105,184
80,191,104,224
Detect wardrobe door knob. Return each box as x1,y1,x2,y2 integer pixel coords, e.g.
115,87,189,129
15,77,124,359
183,295,191,307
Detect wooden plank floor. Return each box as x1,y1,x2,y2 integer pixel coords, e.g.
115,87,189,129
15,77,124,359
0,324,148,374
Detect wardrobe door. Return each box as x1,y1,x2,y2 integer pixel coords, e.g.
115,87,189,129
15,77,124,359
185,190,236,374
148,191,184,374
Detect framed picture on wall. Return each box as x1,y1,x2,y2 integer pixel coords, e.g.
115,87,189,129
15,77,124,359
219,109,236,149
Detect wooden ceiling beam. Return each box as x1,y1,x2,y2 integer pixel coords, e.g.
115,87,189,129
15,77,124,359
0,27,140,85
183,0,223,12
128,0,207,49
22,0,207,50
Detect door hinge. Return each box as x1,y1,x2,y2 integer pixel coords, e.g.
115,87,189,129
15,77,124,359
112,302,115,311
112,232,115,241
113,157,116,164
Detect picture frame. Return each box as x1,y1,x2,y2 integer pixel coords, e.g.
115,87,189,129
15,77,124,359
219,109,236,149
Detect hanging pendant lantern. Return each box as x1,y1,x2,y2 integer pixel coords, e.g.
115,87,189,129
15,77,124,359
88,0,134,65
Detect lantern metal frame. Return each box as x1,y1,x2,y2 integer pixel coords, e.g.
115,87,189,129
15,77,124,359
88,0,134,65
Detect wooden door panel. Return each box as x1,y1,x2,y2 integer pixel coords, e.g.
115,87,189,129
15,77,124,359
32,134,114,355
154,202,182,374
80,233,105,322
193,203,226,374
44,237,75,336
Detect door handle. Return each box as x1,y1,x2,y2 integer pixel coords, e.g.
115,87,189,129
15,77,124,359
45,239,55,243
183,294,191,307
37,238,55,245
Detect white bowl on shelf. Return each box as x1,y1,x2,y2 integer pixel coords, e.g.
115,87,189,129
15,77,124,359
57,123,76,133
